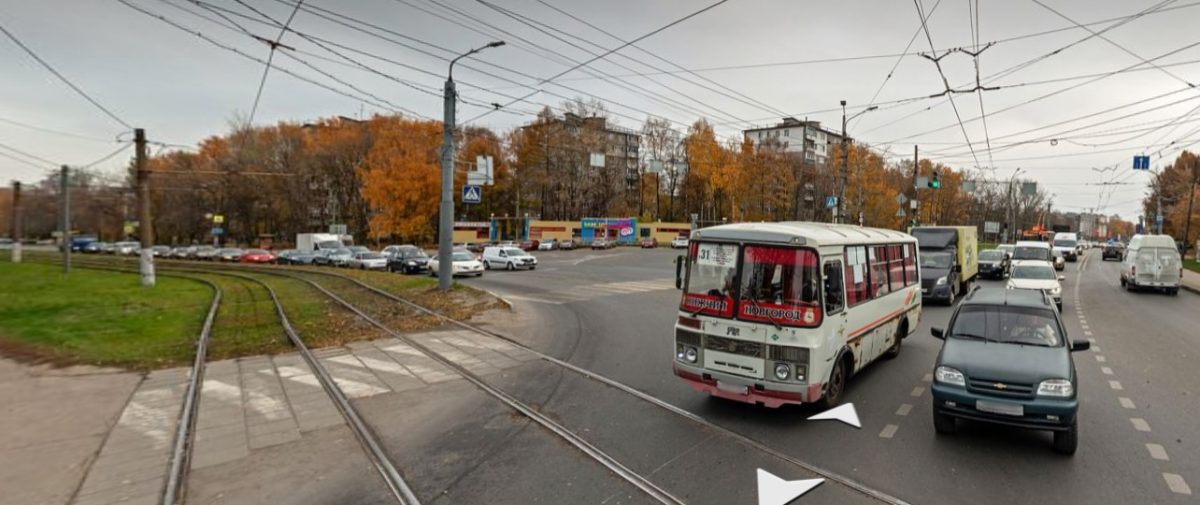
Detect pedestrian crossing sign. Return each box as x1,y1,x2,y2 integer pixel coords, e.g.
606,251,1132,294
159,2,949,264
462,185,482,204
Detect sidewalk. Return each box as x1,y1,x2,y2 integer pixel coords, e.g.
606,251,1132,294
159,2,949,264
1182,267,1200,295
0,358,140,505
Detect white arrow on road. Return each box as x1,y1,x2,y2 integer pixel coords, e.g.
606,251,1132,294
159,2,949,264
757,469,823,505
806,403,861,428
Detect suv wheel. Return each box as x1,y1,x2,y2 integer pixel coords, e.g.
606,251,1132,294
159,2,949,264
1053,420,1078,455
933,406,957,434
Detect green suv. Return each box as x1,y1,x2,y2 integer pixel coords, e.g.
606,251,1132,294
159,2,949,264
930,288,1090,454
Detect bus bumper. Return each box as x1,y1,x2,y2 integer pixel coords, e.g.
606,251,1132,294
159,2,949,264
674,364,819,408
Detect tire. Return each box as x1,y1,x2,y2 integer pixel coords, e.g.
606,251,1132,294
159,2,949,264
817,356,848,409
884,321,905,359
529,265,536,270
1120,276,1126,287
933,406,957,435
1056,302,1063,312
1053,420,1078,455
484,260,491,270
506,261,515,271
1168,288,1179,296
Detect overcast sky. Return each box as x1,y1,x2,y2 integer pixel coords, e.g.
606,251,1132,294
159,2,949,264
4,0,1200,220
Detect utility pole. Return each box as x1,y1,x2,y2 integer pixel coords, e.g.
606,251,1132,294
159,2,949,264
135,128,155,287
910,145,919,228
1183,157,1198,256
10,181,21,263
838,100,848,224
60,166,70,274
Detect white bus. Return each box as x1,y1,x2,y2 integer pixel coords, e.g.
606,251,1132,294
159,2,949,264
673,222,922,408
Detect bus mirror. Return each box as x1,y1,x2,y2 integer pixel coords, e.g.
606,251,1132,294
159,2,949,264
675,255,684,289
931,327,945,339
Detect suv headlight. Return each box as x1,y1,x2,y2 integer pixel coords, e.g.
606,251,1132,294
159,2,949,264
935,366,965,387
1037,379,1074,397
936,276,948,286
1049,286,1062,296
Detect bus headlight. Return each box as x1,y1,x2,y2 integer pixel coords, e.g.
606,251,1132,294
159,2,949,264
774,363,791,380
684,346,698,363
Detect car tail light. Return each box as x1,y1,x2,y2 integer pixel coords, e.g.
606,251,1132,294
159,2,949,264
677,315,701,329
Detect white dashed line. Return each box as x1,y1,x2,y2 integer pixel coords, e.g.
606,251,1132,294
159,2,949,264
1093,345,1102,352
1118,397,1136,409
1101,366,1114,375
1080,319,1087,325
909,387,924,397
1131,418,1152,432
1109,380,1123,390
921,373,933,382
1084,331,1094,336
1081,325,1090,331
896,403,912,416
879,424,899,439
1163,473,1192,495
1087,338,1096,343
1146,443,1169,461
1096,355,1107,363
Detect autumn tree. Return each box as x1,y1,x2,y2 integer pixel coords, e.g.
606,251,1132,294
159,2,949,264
359,117,442,243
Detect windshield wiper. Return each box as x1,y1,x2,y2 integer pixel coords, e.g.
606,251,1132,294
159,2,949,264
950,332,997,343
743,293,784,331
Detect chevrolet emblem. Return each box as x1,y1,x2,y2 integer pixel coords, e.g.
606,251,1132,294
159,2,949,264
993,382,1007,390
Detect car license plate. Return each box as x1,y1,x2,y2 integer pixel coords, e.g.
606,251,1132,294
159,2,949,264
716,381,748,396
976,400,1023,417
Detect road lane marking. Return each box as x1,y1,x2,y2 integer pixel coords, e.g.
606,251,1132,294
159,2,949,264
1084,331,1093,336
879,424,899,439
1163,473,1192,495
1093,345,1102,352
922,373,933,382
1096,355,1107,362
1101,366,1114,375
909,387,924,397
1109,380,1123,390
1087,338,1096,343
1081,325,1090,331
1146,443,1169,461
1080,319,1087,325
1131,418,1152,432
1118,397,1136,409
895,404,912,416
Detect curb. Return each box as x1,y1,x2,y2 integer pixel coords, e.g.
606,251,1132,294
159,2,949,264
480,288,515,312
1181,284,1200,296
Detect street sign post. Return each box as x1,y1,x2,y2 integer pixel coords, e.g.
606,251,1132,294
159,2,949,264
211,227,224,236
895,193,908,205
1133,155,1151,170
985,221,1000,234
825,196,838,209
462,185,482,204
896,208,906,218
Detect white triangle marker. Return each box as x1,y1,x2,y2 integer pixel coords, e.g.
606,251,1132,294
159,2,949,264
757,469,823,505
806,403,861,428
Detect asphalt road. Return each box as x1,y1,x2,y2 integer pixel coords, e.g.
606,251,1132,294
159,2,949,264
463,246,1197,504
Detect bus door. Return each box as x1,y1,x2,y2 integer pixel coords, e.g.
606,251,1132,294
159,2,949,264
822,256,847,355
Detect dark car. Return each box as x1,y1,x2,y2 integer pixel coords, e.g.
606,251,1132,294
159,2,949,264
919,250,960,304
978,249,1009,279
930,288,1090,454
279,250,319,265
1101,243,1124,261
387,246,430,274
640,237,658,249
519,240,540,251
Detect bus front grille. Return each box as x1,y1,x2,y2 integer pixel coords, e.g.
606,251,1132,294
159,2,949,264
704,335,763,358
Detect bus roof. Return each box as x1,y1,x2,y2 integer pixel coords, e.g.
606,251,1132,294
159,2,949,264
691,222,916,247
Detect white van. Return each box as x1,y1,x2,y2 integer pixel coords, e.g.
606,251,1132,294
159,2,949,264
481,246,538,270
1120,234,1182,295
1012,241,1052,263
1052,232,1079,262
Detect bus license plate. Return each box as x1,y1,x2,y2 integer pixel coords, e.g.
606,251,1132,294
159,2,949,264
976,400,1023,417
717,381,748,396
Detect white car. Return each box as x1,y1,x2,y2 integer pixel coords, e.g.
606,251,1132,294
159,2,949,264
1007,260,1065,311
114,241,141,256
482,246,537,270
348,251,388,270
428,251,484,277
670,236,689,249
537,239,558,251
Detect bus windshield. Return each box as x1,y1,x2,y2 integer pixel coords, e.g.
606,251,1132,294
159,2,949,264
738,246,822,326
681,242,738,317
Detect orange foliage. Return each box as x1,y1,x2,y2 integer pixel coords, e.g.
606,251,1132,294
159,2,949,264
359,118,443,242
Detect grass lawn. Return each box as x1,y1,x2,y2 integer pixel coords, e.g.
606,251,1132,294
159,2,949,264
0,262,212,369
1185,259,1200,274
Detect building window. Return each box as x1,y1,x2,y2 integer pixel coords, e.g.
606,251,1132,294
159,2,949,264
784,129,789,137
784,141,789,148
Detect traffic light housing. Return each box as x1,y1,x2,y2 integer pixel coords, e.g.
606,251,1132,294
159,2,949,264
928,169,941,189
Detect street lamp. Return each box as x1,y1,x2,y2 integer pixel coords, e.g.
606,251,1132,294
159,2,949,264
438,41,505,291
838,101,878,224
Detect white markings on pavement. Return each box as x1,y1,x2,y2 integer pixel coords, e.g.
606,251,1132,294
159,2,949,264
1096,355,1107,362
1087,338,1096,343
806,403,861,428
494,278,676,305
895,404,912,416
1109,380,1123,390
1146,443,1170,461
921,373,933,382
1101,367,1113,375
1118,397,1136,409
756,469,823,505
909,387,924,397
1092,345,1102,353
878,424,899,439
1084,331,1093,336
1131,418,1152,432
1163,473,1192,495
330,354,412,378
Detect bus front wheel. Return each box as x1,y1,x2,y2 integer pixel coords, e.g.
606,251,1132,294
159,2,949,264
818,357,848,409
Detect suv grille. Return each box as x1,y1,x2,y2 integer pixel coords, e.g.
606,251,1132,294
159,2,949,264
968,378,1035,399
704,335,763,358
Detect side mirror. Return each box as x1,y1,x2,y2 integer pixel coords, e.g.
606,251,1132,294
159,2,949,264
675,255,685,289
953,264,963,272
1070,340,1090,352
931,327,945,339
1058,275,1066,281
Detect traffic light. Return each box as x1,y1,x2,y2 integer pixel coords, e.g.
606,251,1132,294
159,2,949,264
928,169,941,189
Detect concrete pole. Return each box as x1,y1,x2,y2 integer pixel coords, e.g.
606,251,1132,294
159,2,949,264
1183,158,1197,256
837,101,847,224
437,76,456,291
135,128,155,286
10,181,20,263
60,166,70,273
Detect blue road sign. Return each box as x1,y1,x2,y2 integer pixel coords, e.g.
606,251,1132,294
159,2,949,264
211,227,224,236
462,185,482,204
1133,155,1150,170
825,196,838,208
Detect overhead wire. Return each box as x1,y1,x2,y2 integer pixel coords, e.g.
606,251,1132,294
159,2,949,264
969,0,995,170
853,0,943,130
245,0,306,125
0,116,119,143
912,0,981,169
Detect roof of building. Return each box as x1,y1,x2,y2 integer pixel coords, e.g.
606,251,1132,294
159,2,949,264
691,221,915,247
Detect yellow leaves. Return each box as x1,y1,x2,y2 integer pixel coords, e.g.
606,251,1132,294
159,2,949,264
359,118,442,242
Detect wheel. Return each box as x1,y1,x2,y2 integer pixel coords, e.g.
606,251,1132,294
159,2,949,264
1168,288,1179,296
884,321,905,359
933,406,957,434
484,260,491,270
1056,302,1063,312
359,265,365,270
1120,276,1126,287
529,265,536,270
1053,420,1078,455
817,357,848,409
506,261,515,271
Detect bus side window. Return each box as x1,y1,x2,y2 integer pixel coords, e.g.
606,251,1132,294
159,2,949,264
824,260,845,314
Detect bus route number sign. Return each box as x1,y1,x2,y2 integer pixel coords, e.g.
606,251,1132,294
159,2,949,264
697,243,737,268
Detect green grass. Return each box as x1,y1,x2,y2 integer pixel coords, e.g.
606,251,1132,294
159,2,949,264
0,262,212,369
1184,259,1200,274
191,274,291,361
980,242,1000,251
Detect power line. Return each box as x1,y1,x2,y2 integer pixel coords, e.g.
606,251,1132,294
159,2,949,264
912,0,981,169
854,0,943,130
969,0,994,169
0,116,118,143
0,21,133,130
0,151,53,171
80,143,134,169
246,0,306,125
0,141,59,167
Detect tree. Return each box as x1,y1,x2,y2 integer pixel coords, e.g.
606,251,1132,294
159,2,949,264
359,117,442,243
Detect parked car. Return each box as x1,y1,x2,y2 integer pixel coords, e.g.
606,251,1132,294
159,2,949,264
278,249,319,265
322,248,354,267
465,242,487,253
348,245,370,255
497,241,518,248
1050,249,1066,271
670,235,689,249
113,241,141,256
930,287,1089,454
193,245,219,261
1008,260,1065,311
537,239,558,251
1101,242,1124,261
240,249,277,264
519,240,540,251
169,246,191,258
349,251,388,270
83,241,107,254
591,238,614,250
99,242,117,254
977,249,1009,279
387,246,430,274
217,248,244,262
640,237,658,249
482,246,537,270
428,250,484,277
150,245,172,257
558,239,577,250
1120,234,1182,295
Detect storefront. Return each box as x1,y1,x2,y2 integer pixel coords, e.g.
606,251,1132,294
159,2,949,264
581,217,639,245
452,221,491,244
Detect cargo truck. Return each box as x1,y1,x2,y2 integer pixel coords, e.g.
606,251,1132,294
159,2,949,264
296,233,348,253
911,226,978,304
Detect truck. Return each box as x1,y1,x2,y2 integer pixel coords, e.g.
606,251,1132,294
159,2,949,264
911,226,978,304
296,233,348,253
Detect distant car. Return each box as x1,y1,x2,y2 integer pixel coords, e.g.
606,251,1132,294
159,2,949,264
1120,234,1182,295
519,240,540,251
168,246,190,258
465,242,487,253
150,245,172,257
497,241,518,248
428,251,484,277
194,245,218,261
978,249,1009,279
114,241,141,256
349,251,388,270
387,246,430,274
0,238,13,250
278,250,319,265
240,249,276,264
930,288,1089,455
558,239,577,250
99,242,117,254
83,241,107,254
996,244,1015,259
591,238,614,250
537,239,557,251
1101,243,1123,261
640,237,658,249
482,246,537,270
1050,249,1066,271
1008,260,1064,311
217,248,244,262
670,236,689,249
317,248,354,267
348,245,370,255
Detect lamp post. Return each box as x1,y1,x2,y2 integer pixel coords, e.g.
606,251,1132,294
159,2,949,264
438,41,504,291
837,101,877,224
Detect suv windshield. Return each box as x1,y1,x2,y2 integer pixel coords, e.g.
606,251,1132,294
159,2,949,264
920,251,953,269
950,305,1061,347
1012,264,1056,280
681,242,738,317
1013,246,1051,261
